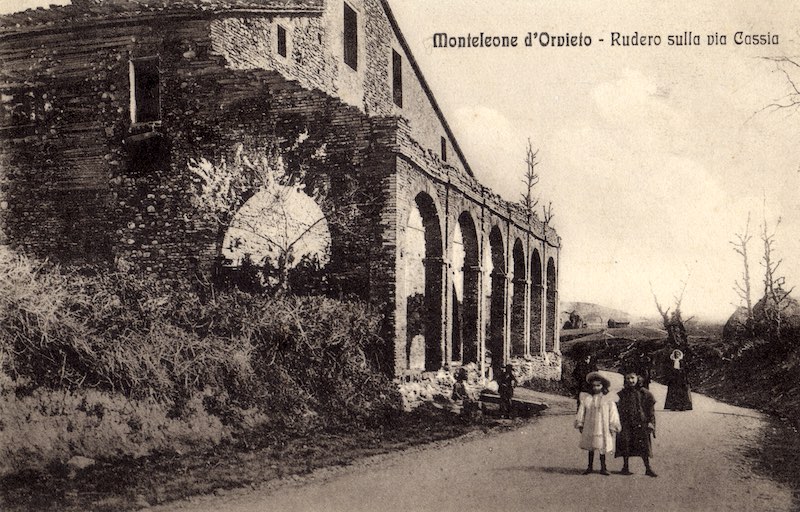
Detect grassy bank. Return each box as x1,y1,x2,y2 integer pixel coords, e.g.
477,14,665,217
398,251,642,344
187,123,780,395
1,404,509,511
0,248,526,510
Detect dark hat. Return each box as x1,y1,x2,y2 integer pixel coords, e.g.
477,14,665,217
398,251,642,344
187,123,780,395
585,371,611,388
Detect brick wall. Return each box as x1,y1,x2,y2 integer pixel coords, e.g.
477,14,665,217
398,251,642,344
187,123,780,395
0,8,561,380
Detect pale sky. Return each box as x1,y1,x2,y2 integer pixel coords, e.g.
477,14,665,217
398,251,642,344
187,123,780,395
388,0,800,321
0,0,69,13
3,0,799,321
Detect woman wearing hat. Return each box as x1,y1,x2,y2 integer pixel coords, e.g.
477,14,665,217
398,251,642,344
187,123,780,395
574,372,621,475
664,349,693,411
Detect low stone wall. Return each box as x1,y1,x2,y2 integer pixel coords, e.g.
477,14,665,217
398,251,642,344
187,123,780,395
396,363,482,410
396,355,561,410
508,352,563,384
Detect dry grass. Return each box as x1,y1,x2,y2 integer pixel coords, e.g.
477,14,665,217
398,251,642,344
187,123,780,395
0,404,505,511
0,247,401,479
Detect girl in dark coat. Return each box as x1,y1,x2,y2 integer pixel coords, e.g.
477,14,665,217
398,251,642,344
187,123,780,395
616,372,658,477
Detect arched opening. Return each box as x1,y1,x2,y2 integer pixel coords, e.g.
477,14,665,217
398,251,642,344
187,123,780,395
487,226,506,377
530,248,543,355
546,256,557,352
404,193,444,371
452,212,480,364
220,186,331,292
510,239,527,357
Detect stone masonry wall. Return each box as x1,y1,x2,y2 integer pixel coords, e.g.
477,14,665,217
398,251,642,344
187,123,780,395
0,7,561,380
209,0,473,182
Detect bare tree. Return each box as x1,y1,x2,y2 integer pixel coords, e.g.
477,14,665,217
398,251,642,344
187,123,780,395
542,201,555,242
730,213,755,336
520,138,540,218
759,212,795,341
518,138,557,245
758,56,800,115
189,136,366,293
651,279,690,349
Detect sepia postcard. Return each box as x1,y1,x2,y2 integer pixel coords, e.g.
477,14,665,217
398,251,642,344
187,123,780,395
0,0,798,510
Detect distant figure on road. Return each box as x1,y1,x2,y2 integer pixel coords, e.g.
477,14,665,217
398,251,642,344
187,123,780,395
572,350,598,409
575,372,621,475
633,353,653,389
664,349,693,411
497,364,517,419
616,371,658,477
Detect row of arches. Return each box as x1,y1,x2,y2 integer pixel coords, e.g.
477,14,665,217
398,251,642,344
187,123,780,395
403,191,558,376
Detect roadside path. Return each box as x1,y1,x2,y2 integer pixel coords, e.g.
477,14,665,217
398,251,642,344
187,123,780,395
154,372,792,512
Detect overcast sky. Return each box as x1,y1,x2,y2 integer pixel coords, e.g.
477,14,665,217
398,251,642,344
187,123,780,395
388,0,800,321
0,0,68,13
3,0,799,321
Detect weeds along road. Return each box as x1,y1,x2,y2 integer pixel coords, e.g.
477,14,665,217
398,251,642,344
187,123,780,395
154,372,792,512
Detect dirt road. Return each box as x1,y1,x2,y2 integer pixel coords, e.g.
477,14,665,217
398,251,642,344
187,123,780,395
154,372,792,512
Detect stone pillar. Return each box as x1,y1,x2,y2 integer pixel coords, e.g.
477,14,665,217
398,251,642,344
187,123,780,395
503,272,512,363
540,243,548,356
553,288,560,354
523,278,532,357
554,247,561,354
443,256,454,367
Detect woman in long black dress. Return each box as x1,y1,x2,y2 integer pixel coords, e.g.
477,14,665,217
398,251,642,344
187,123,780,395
664,349,693,411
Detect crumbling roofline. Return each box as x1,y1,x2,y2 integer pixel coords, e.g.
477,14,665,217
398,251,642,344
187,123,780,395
0,8,322,41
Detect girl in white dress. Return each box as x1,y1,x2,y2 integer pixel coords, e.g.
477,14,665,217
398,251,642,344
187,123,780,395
575,372,621,475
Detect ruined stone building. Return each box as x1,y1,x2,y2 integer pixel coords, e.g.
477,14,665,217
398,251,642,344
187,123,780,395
0,0,561,381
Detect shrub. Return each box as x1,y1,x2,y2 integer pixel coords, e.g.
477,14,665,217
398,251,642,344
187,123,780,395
0,247,401,474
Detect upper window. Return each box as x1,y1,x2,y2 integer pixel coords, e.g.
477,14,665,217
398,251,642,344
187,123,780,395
343,3,358,70
129,57,160,124
277,25,287,58
441,137,448,162
392,50,403,107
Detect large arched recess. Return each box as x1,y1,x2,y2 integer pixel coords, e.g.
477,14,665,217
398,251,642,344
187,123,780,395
404,192,445,371
488,226,506,377
530,248,543,354
452,212,480,364
546,256,557,352
510,239,527,357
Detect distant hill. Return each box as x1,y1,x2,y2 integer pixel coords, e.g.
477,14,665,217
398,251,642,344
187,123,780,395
560,301,642,328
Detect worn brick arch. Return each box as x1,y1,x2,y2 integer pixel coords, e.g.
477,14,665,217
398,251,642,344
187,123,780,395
530,247,544,355
402,190,445,372
0,0,563,381
546,255,558,352
510,238,527,357
451,210,480,365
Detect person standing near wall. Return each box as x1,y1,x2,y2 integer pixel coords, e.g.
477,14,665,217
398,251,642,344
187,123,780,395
572,349,598,409
497,364,517,419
